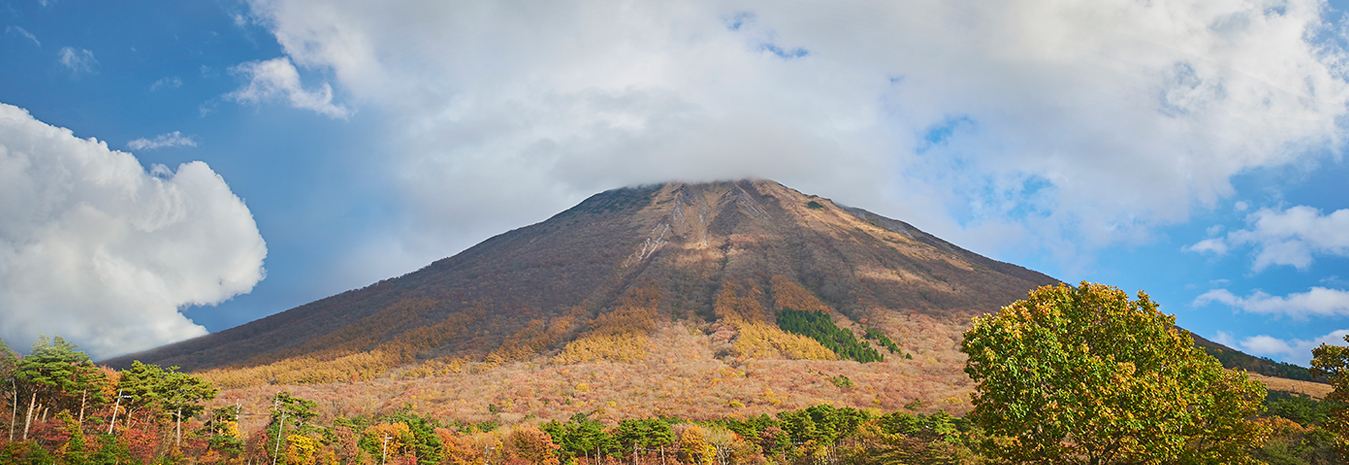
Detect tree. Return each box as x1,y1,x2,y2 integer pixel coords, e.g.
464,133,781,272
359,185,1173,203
116,361,217,446
266,391,319,464
160,369,218,448
13,336,109,439
504,426,560,465
202,405,244,460
961,282,1267,464
0,338,18,441
612,417,675,453
114,361,166,427
677,425,714,465
541,413,614,460
1311,334,1349,455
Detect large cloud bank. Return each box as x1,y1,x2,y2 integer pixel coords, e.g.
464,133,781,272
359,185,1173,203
0,104,266,359
241,0,1349,266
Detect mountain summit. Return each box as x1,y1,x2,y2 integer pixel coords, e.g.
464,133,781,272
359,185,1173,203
106,180,1055,387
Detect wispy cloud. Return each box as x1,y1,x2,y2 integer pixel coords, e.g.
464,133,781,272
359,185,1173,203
58,46,96,76
128,131,197,150
1187,206,1349,271
5,26,39,47
225,57,350,119
1194,287,1349,319
150,76,182,92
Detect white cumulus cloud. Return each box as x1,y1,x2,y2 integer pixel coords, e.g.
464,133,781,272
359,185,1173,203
240,0,1349,269
1228,329,1349,366
1187,206,1349,271
0,103,266,359
127,131,197,151
225,57,351,119
1193,286,1349,318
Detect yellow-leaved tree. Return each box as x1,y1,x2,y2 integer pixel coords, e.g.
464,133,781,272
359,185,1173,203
961,282,1268,464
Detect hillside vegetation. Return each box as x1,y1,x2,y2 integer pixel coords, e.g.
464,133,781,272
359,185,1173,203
74,179,1341,463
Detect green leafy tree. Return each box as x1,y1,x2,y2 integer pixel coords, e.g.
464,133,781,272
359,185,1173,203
13,336,108,439
116,360,217,447
115,360,168,427
55,410,89,465
541,413,615,460
202,405,244,460
365,408,445,463
1311,334,1349,455
265,391,319,464
777,404,871,446
961,282,1267,464
612,417,675,454
160,369,218,448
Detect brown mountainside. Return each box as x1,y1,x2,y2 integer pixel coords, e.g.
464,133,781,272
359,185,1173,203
106,180,1057,408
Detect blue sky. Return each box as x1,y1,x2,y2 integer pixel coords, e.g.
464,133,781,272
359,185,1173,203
2,0,1348,365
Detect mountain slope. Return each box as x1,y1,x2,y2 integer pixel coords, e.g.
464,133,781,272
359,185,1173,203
106,180,1057,381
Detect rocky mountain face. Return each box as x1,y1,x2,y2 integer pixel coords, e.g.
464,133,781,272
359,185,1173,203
105,179,1056,381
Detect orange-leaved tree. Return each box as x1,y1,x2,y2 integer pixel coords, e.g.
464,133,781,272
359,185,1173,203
962,282,1267,464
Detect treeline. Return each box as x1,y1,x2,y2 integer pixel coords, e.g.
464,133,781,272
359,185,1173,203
0,336,225,464
776,309,882,363
0,333,1341,464
1204,346,1322,382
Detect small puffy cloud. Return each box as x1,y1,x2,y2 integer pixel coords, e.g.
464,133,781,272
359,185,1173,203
58,47,96,76
150,76,182,92
127,131,197,151
5,26,40,47
1230,329,1349,366
1194,287,1349,319
225,57,351,119
1183,237,1228,255
241,0,1349,269
0,103,266,359
1187,206,1349,271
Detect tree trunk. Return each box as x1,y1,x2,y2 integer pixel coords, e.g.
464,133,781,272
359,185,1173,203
176,408,182,448
22,392,35,441
78,390,87,424
8,380,16,441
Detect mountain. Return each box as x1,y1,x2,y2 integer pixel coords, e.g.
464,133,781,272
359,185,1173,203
98,180,1075,421
105,179,1320,425
108,180,1054,372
